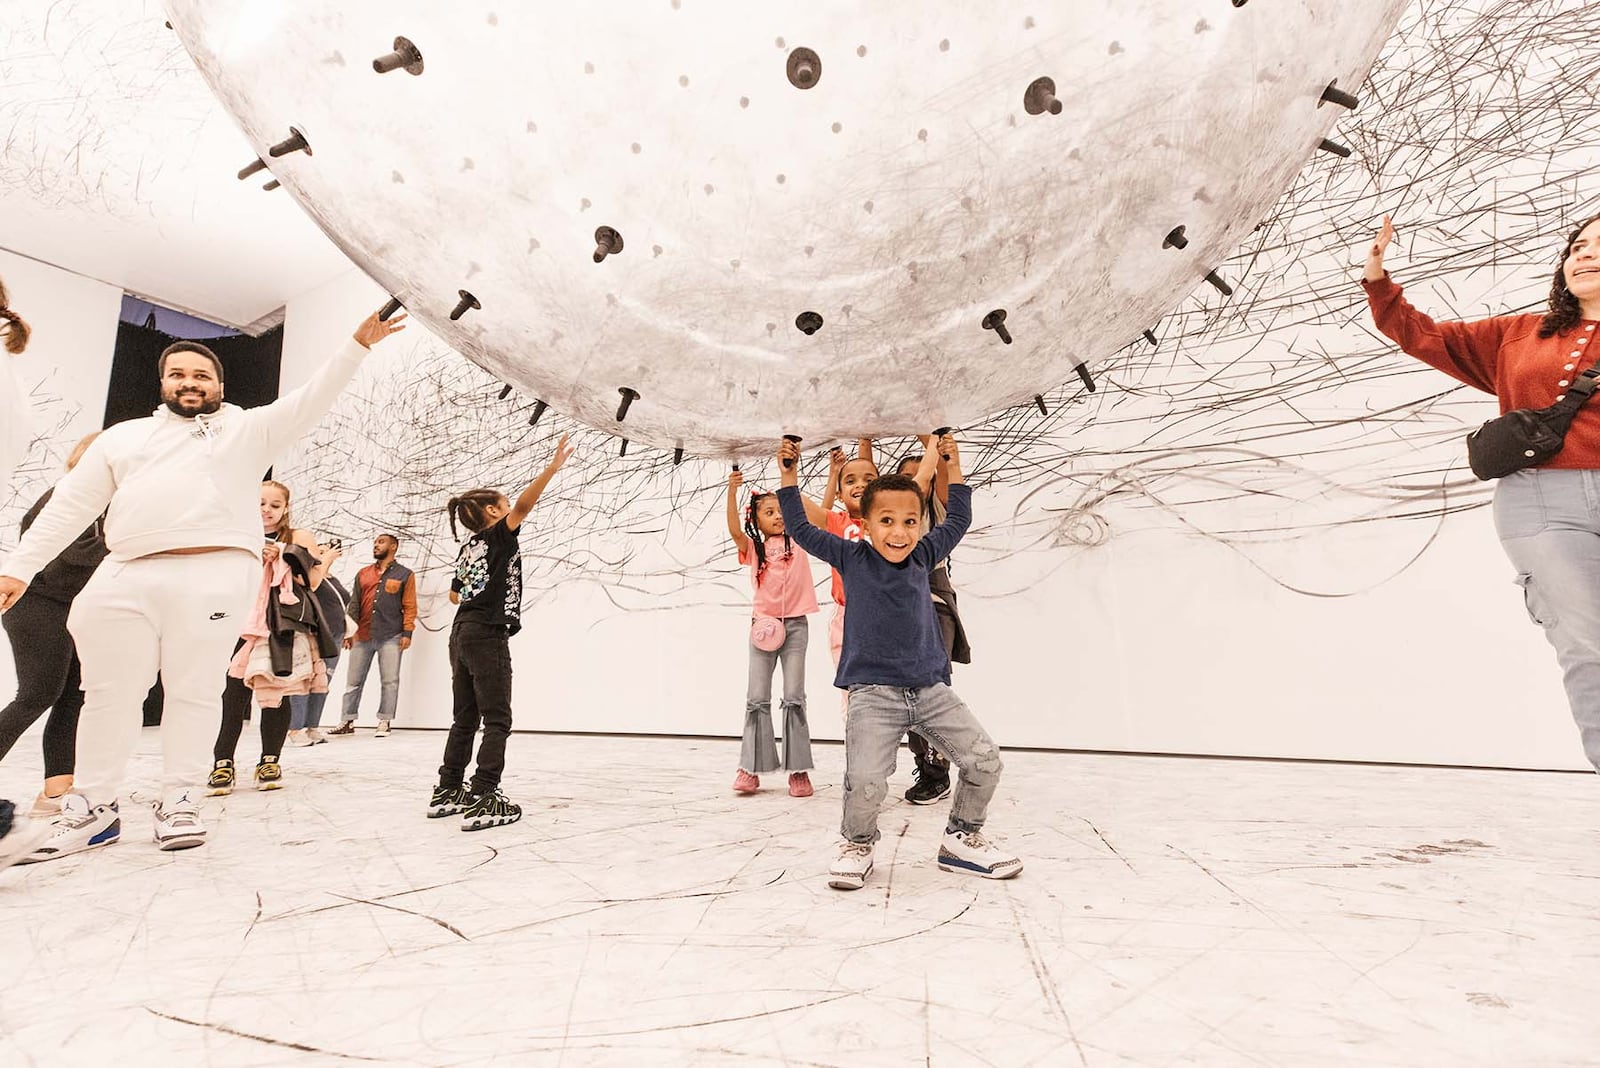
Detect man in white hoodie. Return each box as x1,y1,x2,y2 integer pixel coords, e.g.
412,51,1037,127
0,308,406,862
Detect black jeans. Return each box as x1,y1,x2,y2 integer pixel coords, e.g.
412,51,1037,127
0,593,82,778
213,641,290,764
439,620,514,796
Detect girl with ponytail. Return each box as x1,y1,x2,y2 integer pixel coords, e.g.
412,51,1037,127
429,434,574,831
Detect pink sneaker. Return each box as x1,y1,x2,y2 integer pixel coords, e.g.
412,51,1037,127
788,772,813,798
733,770,759,794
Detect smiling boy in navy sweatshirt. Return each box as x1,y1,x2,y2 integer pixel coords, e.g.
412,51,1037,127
776,431,1021,890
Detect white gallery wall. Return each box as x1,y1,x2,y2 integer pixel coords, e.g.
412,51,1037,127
274,267,1582,771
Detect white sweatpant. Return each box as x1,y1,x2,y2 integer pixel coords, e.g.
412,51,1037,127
66,550,259,805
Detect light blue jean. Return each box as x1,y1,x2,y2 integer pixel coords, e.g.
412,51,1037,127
339,637,403,724
289,655,339,730
741,616,813,774
841,683,1003,842
1494,468,1600,771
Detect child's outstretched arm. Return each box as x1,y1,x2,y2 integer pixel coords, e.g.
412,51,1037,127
814,446,847,521
856,437,874,463
506,433,576,532
726,468,750,554
915,432,970,564
776,435,849,570
909,435,938,497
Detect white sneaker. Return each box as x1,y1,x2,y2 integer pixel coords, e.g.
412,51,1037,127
375,721,391,738
19,794,120,864
828,840,875,890
937,828,1023,880
153,790,207,852
306,728,327,745
0,803,55,873
286,730,313,747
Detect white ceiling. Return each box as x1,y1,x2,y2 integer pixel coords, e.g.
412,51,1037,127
0,0,355,331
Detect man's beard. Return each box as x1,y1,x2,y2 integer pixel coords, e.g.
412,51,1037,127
163,392,222,417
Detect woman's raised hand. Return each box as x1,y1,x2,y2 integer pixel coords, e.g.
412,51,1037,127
1364,215,1395,282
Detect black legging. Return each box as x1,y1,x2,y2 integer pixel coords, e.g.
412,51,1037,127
213,643,290,764
0,593,82,778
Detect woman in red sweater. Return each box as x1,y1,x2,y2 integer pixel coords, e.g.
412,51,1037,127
1364,212,1600,770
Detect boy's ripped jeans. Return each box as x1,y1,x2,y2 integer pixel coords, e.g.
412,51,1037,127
840,683,1004,843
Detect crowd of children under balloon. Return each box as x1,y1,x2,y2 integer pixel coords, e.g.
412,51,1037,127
1,210,1599,886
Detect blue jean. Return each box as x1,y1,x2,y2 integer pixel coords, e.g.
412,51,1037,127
288,655,339,730
840,683,1003,842
1494,468,1600,771
741,616,813,774
340,637,403,723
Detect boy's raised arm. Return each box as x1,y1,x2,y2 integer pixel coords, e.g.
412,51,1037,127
777,435,848,570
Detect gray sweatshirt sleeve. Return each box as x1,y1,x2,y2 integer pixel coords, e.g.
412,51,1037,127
244,337,371,459
1,437,117,583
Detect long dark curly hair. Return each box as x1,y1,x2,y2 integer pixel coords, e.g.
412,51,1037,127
1539,213,1600,338
743,492,792,586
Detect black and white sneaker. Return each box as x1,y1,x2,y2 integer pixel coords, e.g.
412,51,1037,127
904,770,952,806
460,790,521,832
427,784,472,819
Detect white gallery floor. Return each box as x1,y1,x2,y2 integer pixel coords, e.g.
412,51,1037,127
1,729,1596,1067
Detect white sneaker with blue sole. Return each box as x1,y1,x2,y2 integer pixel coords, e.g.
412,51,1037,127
19,795,120,864
937,828,1023,880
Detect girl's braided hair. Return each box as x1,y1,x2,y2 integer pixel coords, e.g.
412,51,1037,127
743,491,792,586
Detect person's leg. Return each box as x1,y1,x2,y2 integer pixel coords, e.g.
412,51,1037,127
909,684,1004,833
28,562,158,861
304,654,338,733
0,594,76,764
339,639,377,724
288,693,309,732
910,683,1020,878
66,562,158,807
257,702,290,761
739,640,780,778
466,631,514,797
1495,469,1600,771
40,645,84,784
778,617,814,775
375,637,402,723
437,628,480,789
155,553,260,807
829,685,905,889
839,686,908,843
213,672,250,763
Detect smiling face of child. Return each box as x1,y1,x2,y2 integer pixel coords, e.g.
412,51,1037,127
260,485,289,535
838,458,879,516
863,488,924,564
753,495,786,537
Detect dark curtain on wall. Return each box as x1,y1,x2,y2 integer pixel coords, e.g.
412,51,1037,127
104,321,284,428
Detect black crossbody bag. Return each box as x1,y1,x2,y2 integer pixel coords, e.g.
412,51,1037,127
1466,354,1600,480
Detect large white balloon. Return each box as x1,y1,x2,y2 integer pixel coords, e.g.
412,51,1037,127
165,1,1406,457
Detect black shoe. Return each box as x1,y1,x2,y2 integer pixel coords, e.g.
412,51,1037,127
905,772,952,805
461,789,522,832
427,784,472,818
